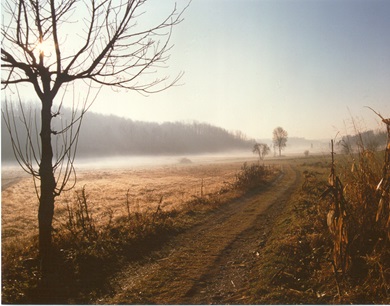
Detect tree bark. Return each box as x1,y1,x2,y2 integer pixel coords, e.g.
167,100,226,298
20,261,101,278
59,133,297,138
38,94,56,281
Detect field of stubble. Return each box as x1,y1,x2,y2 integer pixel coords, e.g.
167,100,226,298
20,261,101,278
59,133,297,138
1,155,256,248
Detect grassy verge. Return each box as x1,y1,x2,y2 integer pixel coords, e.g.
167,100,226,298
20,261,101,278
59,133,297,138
2,163,278,304
250,159,334,304
250,154,389,304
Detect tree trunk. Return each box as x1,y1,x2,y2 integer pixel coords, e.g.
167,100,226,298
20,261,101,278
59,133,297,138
39,95,56,282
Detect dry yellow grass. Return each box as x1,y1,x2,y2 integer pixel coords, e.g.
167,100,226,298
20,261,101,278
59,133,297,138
2,156,255,248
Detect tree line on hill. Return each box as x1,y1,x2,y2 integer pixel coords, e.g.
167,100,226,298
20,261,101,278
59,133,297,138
77,112,253,156
1,105,253,162
338,129,388,153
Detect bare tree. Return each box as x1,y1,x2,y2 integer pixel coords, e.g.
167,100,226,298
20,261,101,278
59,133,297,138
1,0,188,280
273,126,288,157
252,142,270,164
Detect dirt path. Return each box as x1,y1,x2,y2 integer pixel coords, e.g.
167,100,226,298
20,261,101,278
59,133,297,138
1,169,28,191
99,164,301,304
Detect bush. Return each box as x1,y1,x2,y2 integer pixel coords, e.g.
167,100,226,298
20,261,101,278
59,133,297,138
234,162,272,191
179,157,192,164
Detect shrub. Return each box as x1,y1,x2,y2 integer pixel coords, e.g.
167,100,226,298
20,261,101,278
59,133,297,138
179,157,192,164
234,162,272,191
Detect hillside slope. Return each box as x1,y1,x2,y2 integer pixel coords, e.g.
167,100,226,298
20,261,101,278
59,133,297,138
1,107,253,162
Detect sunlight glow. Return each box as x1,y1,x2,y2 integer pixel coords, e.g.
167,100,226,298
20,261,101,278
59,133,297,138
35,40,53,56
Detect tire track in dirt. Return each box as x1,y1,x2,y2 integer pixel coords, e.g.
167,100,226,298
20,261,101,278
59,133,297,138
183,165,302,304
1,172,27,191
100,164,301,304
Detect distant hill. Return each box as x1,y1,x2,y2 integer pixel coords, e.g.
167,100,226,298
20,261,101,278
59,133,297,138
1,107,254,162
76,112,254,157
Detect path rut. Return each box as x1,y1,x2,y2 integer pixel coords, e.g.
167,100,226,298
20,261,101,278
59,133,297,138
99,164,301,304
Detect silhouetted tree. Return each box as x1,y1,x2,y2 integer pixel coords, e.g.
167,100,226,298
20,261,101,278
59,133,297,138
252,143,270,164
1,0,187,281
273,126,288,157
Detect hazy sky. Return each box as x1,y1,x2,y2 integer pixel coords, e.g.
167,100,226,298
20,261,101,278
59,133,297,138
6,0,390,140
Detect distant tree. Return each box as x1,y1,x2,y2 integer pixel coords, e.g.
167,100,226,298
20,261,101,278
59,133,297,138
1,0,187,281
338,137,353,155
272,142,276,157
252,143,270,164
273,127,288,157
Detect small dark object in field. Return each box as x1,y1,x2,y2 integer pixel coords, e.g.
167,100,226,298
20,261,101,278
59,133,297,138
179,158,192,164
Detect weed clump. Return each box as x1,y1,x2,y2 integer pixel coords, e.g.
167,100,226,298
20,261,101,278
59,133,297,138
2,185,181,304
234,162,274,191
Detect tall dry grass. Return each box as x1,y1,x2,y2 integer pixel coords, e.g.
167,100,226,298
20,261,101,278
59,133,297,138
1,162,243,247
320,120,390,302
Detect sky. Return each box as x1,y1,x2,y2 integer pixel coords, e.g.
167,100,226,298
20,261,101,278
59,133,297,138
4,0,390,140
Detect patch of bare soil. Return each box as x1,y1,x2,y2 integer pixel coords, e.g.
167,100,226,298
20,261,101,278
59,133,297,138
97,164,301,304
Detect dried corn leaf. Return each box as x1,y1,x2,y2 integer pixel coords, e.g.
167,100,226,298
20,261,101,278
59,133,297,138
328,175,335,186
327,209,336,234
376,198,384,222
387,214,390,240
376,178,384,191
343,184,349,194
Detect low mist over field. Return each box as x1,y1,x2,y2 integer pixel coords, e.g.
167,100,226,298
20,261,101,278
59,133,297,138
1,107,253,164
2,107,330,166
72,151,259,170
3,104,387,171
1,0,389,304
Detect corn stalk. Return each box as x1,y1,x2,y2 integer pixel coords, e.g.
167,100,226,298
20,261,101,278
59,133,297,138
322,140,350,275
368,107,390,240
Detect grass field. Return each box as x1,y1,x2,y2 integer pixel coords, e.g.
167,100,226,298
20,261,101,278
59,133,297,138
2,151,389,304
2,154,276,303
2,155,256,247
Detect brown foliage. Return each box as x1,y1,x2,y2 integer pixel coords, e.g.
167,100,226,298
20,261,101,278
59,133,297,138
320,118,390,302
